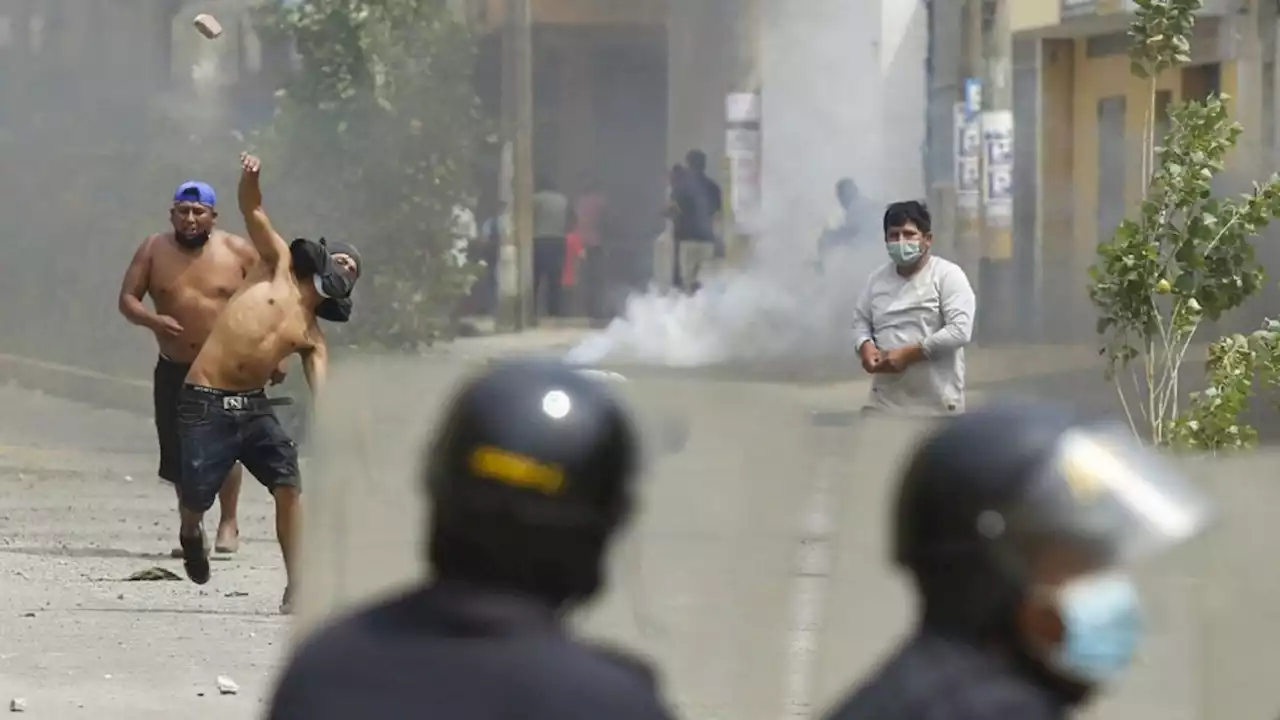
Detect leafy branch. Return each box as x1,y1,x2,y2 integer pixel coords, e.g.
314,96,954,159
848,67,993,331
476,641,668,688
1169,320,1280,451
254,0,490,350
1088,0,1280,446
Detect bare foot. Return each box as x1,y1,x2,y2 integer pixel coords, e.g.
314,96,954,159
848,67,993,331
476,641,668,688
214,525,240,555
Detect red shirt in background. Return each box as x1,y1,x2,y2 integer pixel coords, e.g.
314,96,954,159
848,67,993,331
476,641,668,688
574,191,606,248
562,231,584,286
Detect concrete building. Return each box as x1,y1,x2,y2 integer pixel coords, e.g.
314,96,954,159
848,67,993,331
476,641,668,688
475,0,929,284
1009,0,1275,341
470,0,668,294
1,0,929,294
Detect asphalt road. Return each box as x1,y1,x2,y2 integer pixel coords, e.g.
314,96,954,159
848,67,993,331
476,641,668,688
6,336,1280,720
0,384,290,719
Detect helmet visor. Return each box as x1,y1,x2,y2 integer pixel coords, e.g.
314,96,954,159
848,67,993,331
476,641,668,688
998,424,1212,572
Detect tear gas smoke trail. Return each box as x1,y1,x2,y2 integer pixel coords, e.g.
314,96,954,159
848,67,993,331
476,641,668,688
564,235,888,367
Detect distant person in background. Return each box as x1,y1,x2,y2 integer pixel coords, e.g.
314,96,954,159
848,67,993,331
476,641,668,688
449,199,481,322
532,176,571,318
573,178,609,320
852,200,975,414
452,201,478,262
118,181,266,560
819,178,864,262
657,165,687,291
672,149,723,293
475,201,508,315
562,226,586,312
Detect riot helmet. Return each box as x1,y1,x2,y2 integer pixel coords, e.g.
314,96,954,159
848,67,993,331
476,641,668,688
424,358,640,607
892,402,1209,685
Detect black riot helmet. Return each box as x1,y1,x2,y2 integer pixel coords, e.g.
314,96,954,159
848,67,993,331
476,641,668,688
423,358,640,607
893,403,1209,637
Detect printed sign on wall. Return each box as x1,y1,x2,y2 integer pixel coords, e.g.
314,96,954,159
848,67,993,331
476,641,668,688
982,110,1014,227
954,103,981,213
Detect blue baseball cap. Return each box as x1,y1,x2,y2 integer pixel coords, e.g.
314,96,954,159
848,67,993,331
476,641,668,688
173,181,216,207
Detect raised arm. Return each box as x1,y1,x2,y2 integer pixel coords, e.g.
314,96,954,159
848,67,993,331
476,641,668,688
238,152,290,274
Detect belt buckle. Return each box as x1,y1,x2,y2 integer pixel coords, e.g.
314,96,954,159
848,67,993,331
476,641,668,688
222,396,247,411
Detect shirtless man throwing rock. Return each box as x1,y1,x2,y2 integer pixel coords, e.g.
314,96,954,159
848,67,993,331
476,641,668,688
119,181,267,557
176,152,360,613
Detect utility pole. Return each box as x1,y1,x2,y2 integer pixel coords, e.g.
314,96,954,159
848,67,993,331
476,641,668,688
497,0,534,331
724,0,762,268
958,0,985,297
980,0,1015,342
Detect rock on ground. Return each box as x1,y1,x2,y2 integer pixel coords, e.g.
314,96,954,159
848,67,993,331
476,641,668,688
0,385,289,719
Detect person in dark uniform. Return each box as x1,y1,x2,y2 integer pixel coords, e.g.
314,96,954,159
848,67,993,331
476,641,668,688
266,358,675,720
821,403,1211,719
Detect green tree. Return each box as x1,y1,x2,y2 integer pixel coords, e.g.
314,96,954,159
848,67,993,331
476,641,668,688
254,0,488,350
1088,0,1280,448
1167,322,1280,450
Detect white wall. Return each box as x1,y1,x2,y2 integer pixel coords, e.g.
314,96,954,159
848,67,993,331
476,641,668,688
758,0,927,249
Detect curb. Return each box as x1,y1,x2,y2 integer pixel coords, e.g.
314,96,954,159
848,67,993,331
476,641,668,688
0,352,150,416
0,330,593,419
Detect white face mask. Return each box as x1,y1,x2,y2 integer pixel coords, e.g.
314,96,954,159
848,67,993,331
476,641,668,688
887,239,924,266
314,274,332,299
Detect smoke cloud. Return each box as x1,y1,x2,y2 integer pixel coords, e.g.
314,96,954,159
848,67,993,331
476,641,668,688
566,226,888,368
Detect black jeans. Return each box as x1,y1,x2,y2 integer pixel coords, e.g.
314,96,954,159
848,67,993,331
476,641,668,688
534,235,566,317
177,385,300,513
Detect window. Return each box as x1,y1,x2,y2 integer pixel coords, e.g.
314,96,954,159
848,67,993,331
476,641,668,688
1097,95,1127,245
1182,63,1221,102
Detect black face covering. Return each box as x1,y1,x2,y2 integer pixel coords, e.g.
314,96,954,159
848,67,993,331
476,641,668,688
316,297,353,323
175,231,210,250
290,238,361,323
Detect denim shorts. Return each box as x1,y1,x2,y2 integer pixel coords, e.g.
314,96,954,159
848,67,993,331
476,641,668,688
176,384,301,513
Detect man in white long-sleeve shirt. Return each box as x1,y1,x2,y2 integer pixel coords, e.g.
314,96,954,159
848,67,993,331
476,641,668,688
852,200,976,414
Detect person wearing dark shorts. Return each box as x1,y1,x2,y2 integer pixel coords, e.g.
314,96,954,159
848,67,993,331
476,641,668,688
155,356,245,556
174,151,355,614
120,181,259,558
176,384,300,575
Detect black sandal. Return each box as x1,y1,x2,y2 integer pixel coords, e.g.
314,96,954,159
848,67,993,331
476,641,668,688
179,531,211,585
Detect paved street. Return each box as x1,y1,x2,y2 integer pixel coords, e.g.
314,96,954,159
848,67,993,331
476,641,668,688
0,335,600,719
0,335,1139,720
0,384,290,719
5,333,1280,720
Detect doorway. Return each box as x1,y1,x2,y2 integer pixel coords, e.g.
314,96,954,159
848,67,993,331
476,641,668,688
591,38,668,301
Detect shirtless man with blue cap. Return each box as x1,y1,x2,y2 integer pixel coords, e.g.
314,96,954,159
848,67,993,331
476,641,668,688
118,180,281,558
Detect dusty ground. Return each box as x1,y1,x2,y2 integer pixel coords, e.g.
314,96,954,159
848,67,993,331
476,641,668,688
0,332,608,719
0,384,289,719
0,331,1248,720
0,333,1116,720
